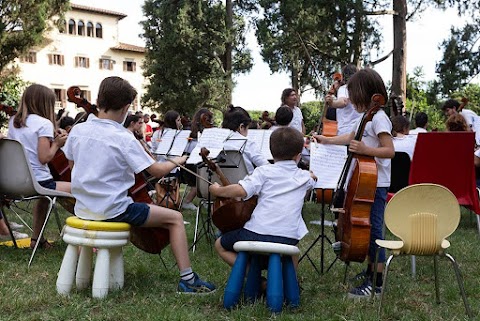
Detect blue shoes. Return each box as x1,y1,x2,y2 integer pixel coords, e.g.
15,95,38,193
177,273,216,294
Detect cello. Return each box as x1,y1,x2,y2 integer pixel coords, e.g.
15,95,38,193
200,147,257,233
48,86,98,183
331,94,385,263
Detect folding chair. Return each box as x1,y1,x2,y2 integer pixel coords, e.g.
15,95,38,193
387,151,411,199
192,150,248,252
0,139,74,267
374,184,472,318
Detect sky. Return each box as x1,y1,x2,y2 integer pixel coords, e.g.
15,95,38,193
74,0,463,112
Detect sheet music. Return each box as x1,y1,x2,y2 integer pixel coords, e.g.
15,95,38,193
154,129,191,156
247,129,273,160
187,128,232,164
310,144,348,189
169,130,191,156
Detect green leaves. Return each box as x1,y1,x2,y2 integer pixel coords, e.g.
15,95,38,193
0,0,69,71
141,0,252,115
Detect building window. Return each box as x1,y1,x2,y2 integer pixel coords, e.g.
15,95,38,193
87,22,94,37
78,20,85,36
20,51,37,63
68,19,76,35
75,56,90,68
99,58,114,70
53,88,66,108
48,54,65,66
123,61,136,72
80,90,91,102
95,23,103,38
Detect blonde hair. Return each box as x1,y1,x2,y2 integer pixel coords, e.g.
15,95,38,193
13,84,56,128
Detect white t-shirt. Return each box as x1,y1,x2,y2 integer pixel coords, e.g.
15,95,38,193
409,127,427,135
7,114,54,182
392,135,417,160
64,115,155,220
336,85,362,135
353,109,392,188
284,106,303,133
240,160,316,240
460,109,480,145
223,131,269,175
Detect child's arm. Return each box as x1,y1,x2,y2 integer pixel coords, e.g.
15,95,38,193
37,132,68,164
209,182,247,199
146,155,188,178
313,132,354,146
349,132,395,159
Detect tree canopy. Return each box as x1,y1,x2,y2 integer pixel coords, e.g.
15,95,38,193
141,0,252,115
0,0,69,71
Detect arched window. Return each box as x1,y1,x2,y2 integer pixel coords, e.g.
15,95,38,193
68,19,76,35
95,23,103,38
78,20,85,36
87,22,94,37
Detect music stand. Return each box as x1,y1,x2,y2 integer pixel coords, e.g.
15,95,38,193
301,143,347,274
299,189,338,274
190,149,248,252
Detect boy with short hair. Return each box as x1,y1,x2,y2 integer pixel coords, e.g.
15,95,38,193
64,76,215,294
210,127,317,266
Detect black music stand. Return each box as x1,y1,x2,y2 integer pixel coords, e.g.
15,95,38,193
190,163,216,253
299,188,338,275
156,176,179,210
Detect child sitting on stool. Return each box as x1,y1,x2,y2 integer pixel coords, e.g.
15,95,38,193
210,126,317,268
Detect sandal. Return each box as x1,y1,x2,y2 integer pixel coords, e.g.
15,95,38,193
30,238,54,250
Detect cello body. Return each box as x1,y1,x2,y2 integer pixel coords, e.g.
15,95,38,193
336,155,377,262
129,171,170,254
212,196,257,233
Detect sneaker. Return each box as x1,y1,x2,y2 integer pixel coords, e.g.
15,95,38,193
9,221,24,231
177,273,216,294
349,269,369,283
182,202,198,211
0,230,29,241
347,279,381,299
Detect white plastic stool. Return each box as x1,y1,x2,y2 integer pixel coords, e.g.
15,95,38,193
56,217,130,299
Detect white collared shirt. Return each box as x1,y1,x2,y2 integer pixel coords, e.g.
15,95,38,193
64,115,155,220
239,160,316,240
7,115,54,181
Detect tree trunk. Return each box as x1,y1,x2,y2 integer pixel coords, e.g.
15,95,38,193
391,0,407,115
224,0,233,103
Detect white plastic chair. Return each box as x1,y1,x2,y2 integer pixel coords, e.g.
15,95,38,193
0,139,74,267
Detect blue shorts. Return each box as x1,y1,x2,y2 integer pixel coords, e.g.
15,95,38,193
106,202,150,226
220,228,298,252
38,179,56,190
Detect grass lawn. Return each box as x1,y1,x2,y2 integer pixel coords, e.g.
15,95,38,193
0,200,478,321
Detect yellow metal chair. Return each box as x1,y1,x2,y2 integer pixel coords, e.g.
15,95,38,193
373,183,472,318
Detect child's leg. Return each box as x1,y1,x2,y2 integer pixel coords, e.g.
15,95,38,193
215,237,237,266
141,204,190,270
184,186,197,204
55,181,71,193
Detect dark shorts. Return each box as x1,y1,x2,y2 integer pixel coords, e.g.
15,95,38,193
38,179,56,190
220,228,298,252
106,202,150,226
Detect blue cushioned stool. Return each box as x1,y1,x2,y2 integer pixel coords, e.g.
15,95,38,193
224,241,300,313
